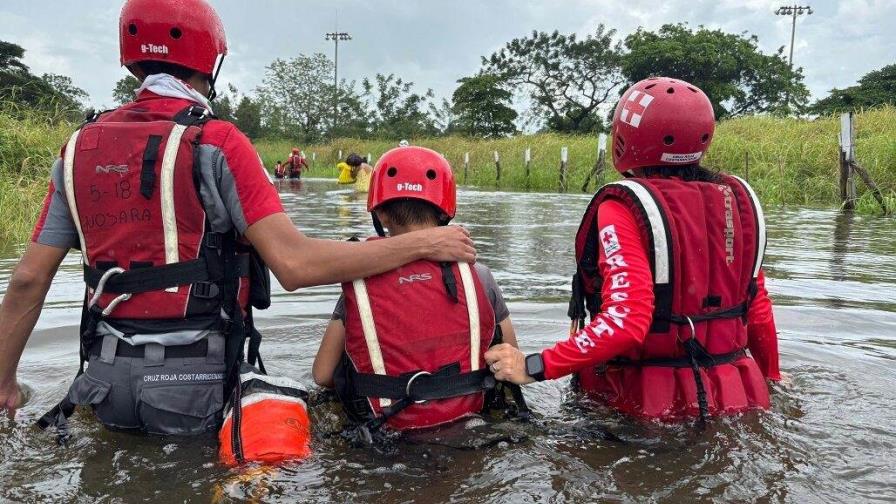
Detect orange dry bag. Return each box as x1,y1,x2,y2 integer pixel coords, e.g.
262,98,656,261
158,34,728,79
219,366,312,466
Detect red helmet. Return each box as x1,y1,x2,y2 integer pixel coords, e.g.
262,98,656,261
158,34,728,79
292,148,300,154
119,0,227,75
368,146,456,223
611,77,715,174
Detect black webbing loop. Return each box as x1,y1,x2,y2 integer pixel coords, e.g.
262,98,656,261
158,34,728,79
441,263,458,303
683,338,710,429
229,365,245,464
140,135,163,199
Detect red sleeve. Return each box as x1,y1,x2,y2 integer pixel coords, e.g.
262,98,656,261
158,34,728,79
746,269,781,380
542,199,655,380
217,125,284,228
30,179,57,243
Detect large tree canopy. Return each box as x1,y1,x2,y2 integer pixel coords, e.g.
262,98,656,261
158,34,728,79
112,75,141,106
812,64,896,115
622,24,809,118
483,25,623,133
362,73,436,139
256,54,338,142
451,74,517,138
1,40,86,116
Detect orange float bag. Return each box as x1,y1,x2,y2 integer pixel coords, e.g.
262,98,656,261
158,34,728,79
219,366,312,466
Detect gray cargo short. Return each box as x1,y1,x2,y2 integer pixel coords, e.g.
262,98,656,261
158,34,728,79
66,334,227,435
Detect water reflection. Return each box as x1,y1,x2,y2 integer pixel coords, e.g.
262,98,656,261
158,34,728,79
0,179,894,502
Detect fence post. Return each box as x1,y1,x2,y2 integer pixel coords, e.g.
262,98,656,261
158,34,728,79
367,152,372,164
839,113,856,210
524,147,532,190
582,134,607,193
311,152,316,167
494,150,501,183
338,149,343,162
559,146,569,192
464,152,469,184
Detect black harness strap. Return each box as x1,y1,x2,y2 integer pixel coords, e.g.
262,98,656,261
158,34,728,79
140,135,163,200
667,302,749,325
608,348,746,369
82,255,249,295
353,364,494,402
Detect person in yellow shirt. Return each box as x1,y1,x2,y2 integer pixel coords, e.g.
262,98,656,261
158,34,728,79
347,153,373,193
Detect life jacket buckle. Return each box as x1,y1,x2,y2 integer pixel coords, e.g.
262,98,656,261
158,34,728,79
192,281,220,299
405,371,432,404
186,106,210,120
205,233,223,250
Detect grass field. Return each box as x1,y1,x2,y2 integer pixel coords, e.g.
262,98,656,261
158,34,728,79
0,105,73,246
2,107,893,246
256,107,896,210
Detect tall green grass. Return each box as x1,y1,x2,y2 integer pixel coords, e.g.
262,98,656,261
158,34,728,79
2,107,893,246
0,103,74,245
256,106,896,210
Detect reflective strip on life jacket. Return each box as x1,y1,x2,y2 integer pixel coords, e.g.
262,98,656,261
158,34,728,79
160,123,189,292
63,129,88,265
351,278,391,407
729,175,766,279
457,262,481,371
607,180,672,285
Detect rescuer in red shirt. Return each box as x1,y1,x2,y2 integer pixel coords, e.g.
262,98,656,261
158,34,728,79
486,78,781,423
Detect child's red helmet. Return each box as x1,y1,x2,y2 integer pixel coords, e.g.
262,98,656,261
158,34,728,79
119,0,227,75
611,77,715,174
368,146,456,223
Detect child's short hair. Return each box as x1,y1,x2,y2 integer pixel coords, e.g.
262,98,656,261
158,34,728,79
377,198,442,227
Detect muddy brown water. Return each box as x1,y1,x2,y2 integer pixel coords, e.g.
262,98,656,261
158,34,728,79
1,178,894,503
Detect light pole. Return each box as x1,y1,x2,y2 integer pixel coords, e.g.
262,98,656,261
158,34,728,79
325,30,351,131
775,5,813,68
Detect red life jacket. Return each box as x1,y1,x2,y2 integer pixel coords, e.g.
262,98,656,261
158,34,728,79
569,175,769,420
37,102,272,436
288,155,301,175
338,259,496,431
61,103,269,365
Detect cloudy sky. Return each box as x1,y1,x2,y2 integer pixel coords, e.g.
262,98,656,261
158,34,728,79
1,0,892,109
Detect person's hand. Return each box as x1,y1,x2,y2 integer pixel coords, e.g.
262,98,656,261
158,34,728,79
418,226,476,263
0,376,23,419
484,343,534,385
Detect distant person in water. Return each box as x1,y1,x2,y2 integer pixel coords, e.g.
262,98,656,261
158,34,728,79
274,160,286,179
287,148,307,179
313,146,519,433
486,77,781,424
346,153,373,193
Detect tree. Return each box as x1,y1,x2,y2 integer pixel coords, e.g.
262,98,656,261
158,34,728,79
811,64,896,115
0,41,29,73
622,24,809,118
0,40,85,116
428,98,455,136
233,96,262,138
483,26,623,133
255,53,361,142
362,73,436,139
452,74,517,138
112,75,141,106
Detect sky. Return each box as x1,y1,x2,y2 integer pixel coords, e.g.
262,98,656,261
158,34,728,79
1,0,893,110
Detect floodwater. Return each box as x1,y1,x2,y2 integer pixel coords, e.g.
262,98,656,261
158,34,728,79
1,178,894,503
